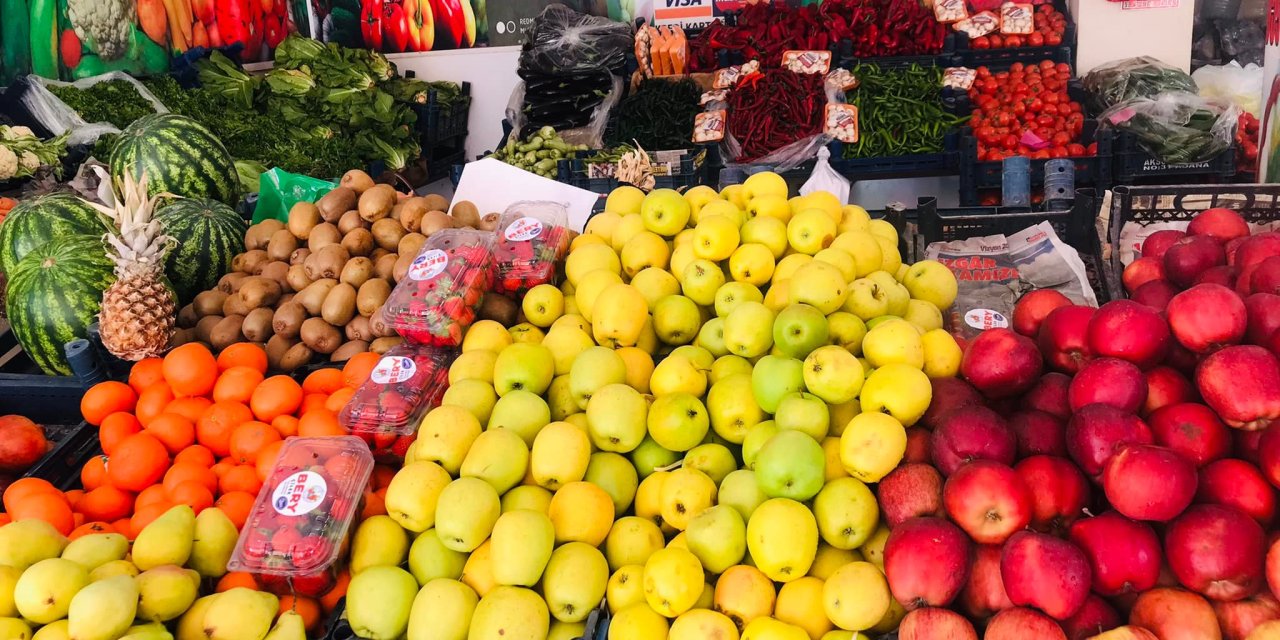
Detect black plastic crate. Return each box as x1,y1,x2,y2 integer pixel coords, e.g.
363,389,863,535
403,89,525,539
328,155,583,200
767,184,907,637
959,121,1113,205
829,132,960,179
427,145,468,184
412,82,472,147
1111,130,1236,183
952,0,1076,68
832,33,955,70
20,422,99,492
562,149,709,211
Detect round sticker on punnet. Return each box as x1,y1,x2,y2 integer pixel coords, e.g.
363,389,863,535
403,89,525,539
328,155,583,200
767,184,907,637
965,308,1010,330
504,216,545,241
272,471,328,516
408,249,449,280
370,356,418,384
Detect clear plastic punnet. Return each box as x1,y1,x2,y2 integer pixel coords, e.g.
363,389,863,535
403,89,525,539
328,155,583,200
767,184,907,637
227,436,374,594
338,343,455,440
382,228,495,346
492,201,571,294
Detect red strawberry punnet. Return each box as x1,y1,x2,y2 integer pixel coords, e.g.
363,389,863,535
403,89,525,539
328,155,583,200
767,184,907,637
338,343,454,461
383,229,496,346
492,202,570,295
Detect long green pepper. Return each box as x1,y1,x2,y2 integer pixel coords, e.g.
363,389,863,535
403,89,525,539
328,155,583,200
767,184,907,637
844,63,968,159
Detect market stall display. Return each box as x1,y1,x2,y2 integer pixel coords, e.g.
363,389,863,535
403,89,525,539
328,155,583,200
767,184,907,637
839,63,967,162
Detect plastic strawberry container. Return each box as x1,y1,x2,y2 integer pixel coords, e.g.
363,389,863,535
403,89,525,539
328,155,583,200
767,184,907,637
227,436,374,596
492,201,571,295
338,343,453,447
383,228,496,346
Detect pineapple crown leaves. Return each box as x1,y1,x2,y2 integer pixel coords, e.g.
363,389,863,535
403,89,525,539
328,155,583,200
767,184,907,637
85,168,178,276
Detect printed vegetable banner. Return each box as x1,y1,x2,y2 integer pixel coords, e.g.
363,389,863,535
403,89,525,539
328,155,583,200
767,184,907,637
319,0,482,53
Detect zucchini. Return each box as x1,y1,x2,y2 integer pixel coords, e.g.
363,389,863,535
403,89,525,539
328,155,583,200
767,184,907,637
1,0,31,83
28,0,55,77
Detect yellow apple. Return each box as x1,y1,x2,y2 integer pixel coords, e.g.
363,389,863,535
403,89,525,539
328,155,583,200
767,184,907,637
787,209,838,255
693,215,741,261
743,171,788,201
728,244,776,287
830,232,883,278
606,186,647,215
921,329,962,379
813,248,856,282
859,364,931,426
787,261,848,315
641,189,693,237
620,231,671,279
903,299,943,332
586,211,623,238
901,260,959,311
839,412,907,483
721,184,748,209
747,195,792,223
683,185,722,222
801,191,844,223
740,215,789,259
862,319,924,369
698,200,745,227
838,205,871,233
522,284,565,328
571,233,608,252
631,267,682,311
565,243,621,286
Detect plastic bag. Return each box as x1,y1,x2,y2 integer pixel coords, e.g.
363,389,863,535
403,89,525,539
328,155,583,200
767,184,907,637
253,168,336,223
16,72,168,147
1082,57,1198,112
1193,61,1263,117
519,4,634,75
506,74,623,149
1100,92,1240,164
800,147,850,204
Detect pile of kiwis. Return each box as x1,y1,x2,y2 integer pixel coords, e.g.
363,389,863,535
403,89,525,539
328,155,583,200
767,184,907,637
172,169,498,372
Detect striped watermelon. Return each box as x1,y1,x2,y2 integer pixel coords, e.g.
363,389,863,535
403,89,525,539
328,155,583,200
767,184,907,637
156,198,248,305
0,193,113,275
108,114,240,206
6,235,116,376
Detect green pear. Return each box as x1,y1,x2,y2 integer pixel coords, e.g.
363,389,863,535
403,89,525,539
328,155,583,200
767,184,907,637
136,565,199,622
201,587,276,640
460,428,529,495
67,574,137,640
586,384,648,453
0,618,31,639
486,390,550,446
347,566,417,640
469,586,549,640
132,505,195,571
434,477,501,553
685,505,746,573
0,520,67,570
88,559,139,582
188,507,237,579
263,610,307,640
0,564,18,616
490,510,554,587
60,533,128,571
568,346,627,410
682,444,737,486
707,373,765,444
14,558,88,623
174,594,218,640
407,579,478,640
30,619,65,640
351,515,409,575
385,461,452,533
542,543,609,623
408,529,467,586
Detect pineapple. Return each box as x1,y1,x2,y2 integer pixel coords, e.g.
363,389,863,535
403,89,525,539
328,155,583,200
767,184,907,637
89,172,177,361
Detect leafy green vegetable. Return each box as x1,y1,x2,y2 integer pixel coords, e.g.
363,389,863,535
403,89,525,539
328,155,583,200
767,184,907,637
196,51,259,109
46,79,155,129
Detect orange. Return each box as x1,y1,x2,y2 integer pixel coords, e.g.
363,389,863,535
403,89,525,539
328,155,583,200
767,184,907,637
219,465,263,495
134,485,169,511
168,481,214,514
129,502,173,538
255,440,284,482
80,456,108,491
319,569,351,612
64,489,84,508
325,387,356,413
342,352,380,388
81,381,138,426
210,459,235,479
135,384,175,427
298,410,346,438
278,595,322,631
107,433,170,492
76,486,135,522
164,396,213,424
69,521,116,540
228,421,282,465
99,412,142,456
10,492,75,535
300,393,330,416
213,492,254,529
360,489,386,520
371,465,396,491
217,343,268,374
144,413,197,455
3,477,59,512
271,415,299,438
163,463,219,495
302,368,345,395
128,358,165,395
174,445,216,468
249,376,303,422
216,572,260,592
163,343,218,398
213,366,265,404
197,401,253,457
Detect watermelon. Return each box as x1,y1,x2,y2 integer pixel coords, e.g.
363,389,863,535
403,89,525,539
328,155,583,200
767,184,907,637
109,113,240,206
0,193,113,275
6,235,116,376
156,198,248,305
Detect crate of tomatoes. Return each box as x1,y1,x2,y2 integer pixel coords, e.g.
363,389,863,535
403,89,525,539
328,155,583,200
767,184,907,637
953,0,1074,67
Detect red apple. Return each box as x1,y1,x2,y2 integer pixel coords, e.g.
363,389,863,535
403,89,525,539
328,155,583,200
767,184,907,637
1166,504,1265,601
1148,402,1230,467
1022,372,1073,419
1015,455,1090,533
899,607,978,640
1266,538,1280,603
932,406,1017,475
885,517,972,609
1164,342,1201,375
1196,345,1280,430
879,463,945,528
1130,279,1181,310
1246,294,1280,346
960,543,1014,619
1086,300,1171,370
1123,257,1167,294
0,417,46,473
1251,256,1280,295
1268,327,1280,358
986,607,1068,640
1214,592,1280,640
1102,444,1197,522
1065,404,1153,477
1068,511,1163,596
1226,236,1249,264
1165,235,1227,288
1197,459,1276,525
1062,595,1122,640
1001,530,1092,620
1039,305,1097,374
1189,208,1251,241
1142,229,1187,261
1010,410,1067,457
1014,289,1073,337
905,428,931,464
1195,265,1239,288
1167,284,1248,353
1142,366,1198,415
1069,358,1148,414
1240,262,1263,298
961,328,1044,399
1238,429,1266,464
943,460,1032,544
921,377,985,430
1236,233,1280,269
1130,588,1222,640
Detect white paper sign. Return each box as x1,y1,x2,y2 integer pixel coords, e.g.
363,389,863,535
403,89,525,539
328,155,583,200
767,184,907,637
451,158,600,232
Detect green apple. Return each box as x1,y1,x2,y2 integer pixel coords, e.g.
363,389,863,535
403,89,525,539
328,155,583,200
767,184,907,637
682,259,727,306
710,355,753,384
441,378,499,425
742,420,779,469
569,346,627,410
620,231,671,279
826,312,868,356
693,215,740,261
862,318,925,369
653,295,702,346
747,195,792,223
630,436,681,478
728,244,776,287
866,271,910,317
775,392,830,440
611,213,647,252
742,171,788,201
803,345,865,405
788,261,848,315
695,317,728,357
740,216,789,259
751,354,805,413
754,430,825,501
921,328,962,379
522,284,565,328
650,355,708,397
773,303,829,360
838,204,871,233
587,384,649,453
813,248,856,282
723,302,775,358
697,199,744,227
706,373,765,443
488,390,552,445
876,236,902,274
903,299,943,332
786,209,838,255
606,186,646,215
718,470,768,522
641,188,692,237
685,505,746,574
859,364,932,426
683,444,737,485
493,343,556,396
586,452,641,516
631,267,682,311
647,393,710,452
542,325,595,376
830,231,883,278
684,185,722,222
813,478,878,550
843,278,890,320
901,260,958,311
714,282,764,318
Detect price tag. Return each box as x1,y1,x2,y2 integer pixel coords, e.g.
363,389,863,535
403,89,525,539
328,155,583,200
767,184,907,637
782,50,832,74
694,110,727,143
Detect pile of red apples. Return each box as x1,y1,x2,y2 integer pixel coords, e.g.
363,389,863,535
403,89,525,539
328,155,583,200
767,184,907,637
878,207,1280,640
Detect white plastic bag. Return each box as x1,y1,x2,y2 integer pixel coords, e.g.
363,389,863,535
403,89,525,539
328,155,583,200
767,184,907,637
800,147,850,204
19,72,168,147
1192,61,1263,117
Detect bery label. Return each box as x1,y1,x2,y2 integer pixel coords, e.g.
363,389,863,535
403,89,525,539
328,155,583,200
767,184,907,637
504,217,544,241
965,308,1010,330
371,356,418,384
271,471,327,516
408,249,449,281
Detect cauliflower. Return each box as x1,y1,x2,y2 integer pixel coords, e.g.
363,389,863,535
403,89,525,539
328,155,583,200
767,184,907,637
66,0,134,60
0,147,17,181
18,152,38,171
1,126,34,140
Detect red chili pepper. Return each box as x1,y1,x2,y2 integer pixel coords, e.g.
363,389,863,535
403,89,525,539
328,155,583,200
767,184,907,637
382,2,410,52
362,0,385,50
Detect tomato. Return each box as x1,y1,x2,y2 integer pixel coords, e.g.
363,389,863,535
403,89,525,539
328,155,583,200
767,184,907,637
1028,32,1045,46
1051,132,1071,146
973,36,990,49
1005,36,1023,47
1004,135,1020,150
1067,143,1086,156
989,35,1003,47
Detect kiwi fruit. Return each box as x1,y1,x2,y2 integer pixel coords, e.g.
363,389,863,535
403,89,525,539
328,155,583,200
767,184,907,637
399,198,431,232
478,212,500,232
479,292,518,326
233,249,270,275
371,218,407,252
342,228,376,257
392,252,414,283
287,202,322,239
193,290,228,317
217,272,248,294
356,279,391,317
222,291,252,317
346,316,373,341
238,277,283,309
450,200,481,228
241,308,275,342
177,304,198,328
321,283,358,326
397,233,427,258
317,187,357,222
341,169,376,194
295,279,338,316
337,209,367,236
331,340,371,362
308,223,341,251
170,328,195,348
301,318,343,354
290,248,311,266
422,194,450,213
244,219,285,250
370,336,404,353
258,261,291,290
420,210,452,236
272,301,308,338
278,342,315,372
358,184,397,222
375,253,399,281
195,315,224,343
265,334,297,369
304,245,351,280
286,264,313,292
340,257,374,288
371,248,390,262
210,315,246,350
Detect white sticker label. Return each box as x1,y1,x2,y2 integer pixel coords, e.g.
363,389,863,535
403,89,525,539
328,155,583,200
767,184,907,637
504,217,544,242
965,308,1010,330
271,471,328,516
371,356,418,384
408,249,449,281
